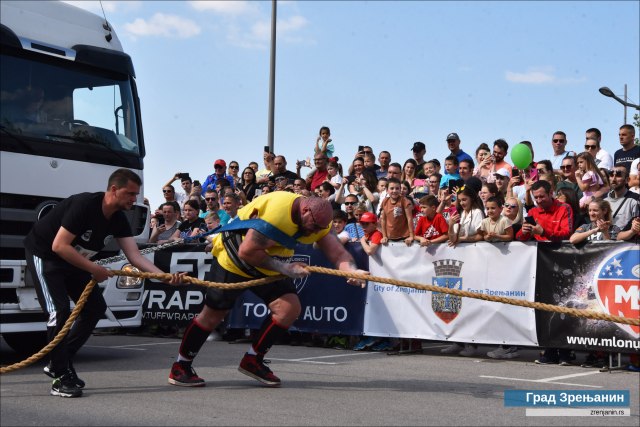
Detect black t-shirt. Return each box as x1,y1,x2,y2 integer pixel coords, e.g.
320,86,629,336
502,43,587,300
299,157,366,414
178,218,207,239
614,145,640,173
269,170,299,185
24,192,132,261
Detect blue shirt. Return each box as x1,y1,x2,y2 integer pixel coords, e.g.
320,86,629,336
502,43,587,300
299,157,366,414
201,173,236,195
440,173,462,189
454,149,473,165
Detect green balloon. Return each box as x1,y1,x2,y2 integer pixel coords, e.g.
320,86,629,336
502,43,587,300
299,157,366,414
511,144,532,169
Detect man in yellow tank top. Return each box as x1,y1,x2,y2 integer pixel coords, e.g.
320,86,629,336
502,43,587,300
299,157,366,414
168,192,368,387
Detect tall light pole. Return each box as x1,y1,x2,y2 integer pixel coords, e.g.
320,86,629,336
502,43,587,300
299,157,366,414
598,84,640,124
266,0,277,154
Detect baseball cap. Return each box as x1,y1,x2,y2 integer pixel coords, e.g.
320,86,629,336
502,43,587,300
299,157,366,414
411,141,426,152
494,168,510,179
359,211,378,223
446,133,460,141
214,159,226,168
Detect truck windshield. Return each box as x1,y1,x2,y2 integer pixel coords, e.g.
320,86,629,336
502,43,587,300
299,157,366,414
0,51,141,157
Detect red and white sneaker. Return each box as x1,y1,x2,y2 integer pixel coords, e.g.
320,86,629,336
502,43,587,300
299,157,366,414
168,361,205,387
238,353,281,387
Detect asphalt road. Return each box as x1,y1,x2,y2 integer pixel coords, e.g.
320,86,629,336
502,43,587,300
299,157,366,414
1,334,638,426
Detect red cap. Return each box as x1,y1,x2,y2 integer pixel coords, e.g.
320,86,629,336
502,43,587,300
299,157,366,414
214,159,226,168
359,211,378,223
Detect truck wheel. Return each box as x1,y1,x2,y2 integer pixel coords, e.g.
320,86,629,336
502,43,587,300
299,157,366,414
2,332,47,356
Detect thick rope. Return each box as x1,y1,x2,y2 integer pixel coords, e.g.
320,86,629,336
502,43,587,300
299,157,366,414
2,265,637,375
1,280,99,374
0,273,282,375
304,266,639,327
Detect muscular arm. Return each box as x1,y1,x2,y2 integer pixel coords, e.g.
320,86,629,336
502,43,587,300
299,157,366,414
237,229,304,277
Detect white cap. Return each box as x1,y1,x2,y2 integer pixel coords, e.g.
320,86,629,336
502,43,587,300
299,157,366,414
494,168,510,178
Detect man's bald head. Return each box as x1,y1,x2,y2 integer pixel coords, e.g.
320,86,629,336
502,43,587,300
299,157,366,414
301,196,332,229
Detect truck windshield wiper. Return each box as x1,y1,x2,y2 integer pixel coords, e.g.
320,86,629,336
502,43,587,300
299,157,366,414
45,132,128,161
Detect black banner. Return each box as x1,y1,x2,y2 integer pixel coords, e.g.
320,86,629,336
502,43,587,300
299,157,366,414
141,242,368,335
535,242,639,353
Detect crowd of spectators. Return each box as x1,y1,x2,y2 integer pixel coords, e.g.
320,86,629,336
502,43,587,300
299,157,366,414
146,124,639,369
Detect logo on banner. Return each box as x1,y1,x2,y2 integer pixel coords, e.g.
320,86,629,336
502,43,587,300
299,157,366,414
593,246,639,338
291,254,311,293
431,259,464,323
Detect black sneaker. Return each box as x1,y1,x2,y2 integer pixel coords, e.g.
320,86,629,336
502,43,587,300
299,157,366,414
44,361,85,389
168,361,205,387
238,353,281,387
50,371,83,398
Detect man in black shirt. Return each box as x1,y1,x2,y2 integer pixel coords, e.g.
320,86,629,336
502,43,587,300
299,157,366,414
614,124,640,173
269,155,299,186
24,169,185,398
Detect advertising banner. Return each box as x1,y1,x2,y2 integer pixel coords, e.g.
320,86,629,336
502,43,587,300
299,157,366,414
535,242,639,353
141,244,212,327
138,240,638,352
141,243,368,335
364,242,539,346
226,243,368,335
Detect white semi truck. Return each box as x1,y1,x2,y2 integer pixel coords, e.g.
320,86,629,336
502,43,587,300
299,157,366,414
0,1,149,354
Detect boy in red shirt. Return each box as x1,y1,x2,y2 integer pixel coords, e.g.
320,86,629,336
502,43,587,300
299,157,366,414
415,195,449,246
359,212,383,256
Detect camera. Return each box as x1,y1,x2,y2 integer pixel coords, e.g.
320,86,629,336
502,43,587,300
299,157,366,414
177,173,190,180
524,216,536,226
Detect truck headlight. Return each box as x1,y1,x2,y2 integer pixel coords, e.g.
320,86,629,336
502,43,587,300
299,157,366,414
116,264,143,289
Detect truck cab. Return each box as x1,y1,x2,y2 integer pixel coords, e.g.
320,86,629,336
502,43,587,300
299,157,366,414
0,1,148,354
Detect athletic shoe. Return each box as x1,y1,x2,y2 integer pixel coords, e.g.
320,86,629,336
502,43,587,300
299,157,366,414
440,343,464,354
371,339,396,352
327,336,349,350
353,336,379,351
487,346,520,359
44,361,85,388
558,360,573,366
627,364,640,372
50,371,82,398
459,344,478,357
168,361,205,387
534,356,559,365
238,353,281,387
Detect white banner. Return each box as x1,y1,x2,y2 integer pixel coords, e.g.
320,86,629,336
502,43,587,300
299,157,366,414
365,242,539,346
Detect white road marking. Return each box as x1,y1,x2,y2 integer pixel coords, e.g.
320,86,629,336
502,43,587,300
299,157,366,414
85,341,177,350
538,371,603,382
270,352,384,365
480,371,602,388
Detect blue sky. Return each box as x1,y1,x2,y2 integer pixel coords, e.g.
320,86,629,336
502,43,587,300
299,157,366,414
67,1,639,209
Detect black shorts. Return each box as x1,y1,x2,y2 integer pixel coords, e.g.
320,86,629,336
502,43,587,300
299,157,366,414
204,257,296,310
